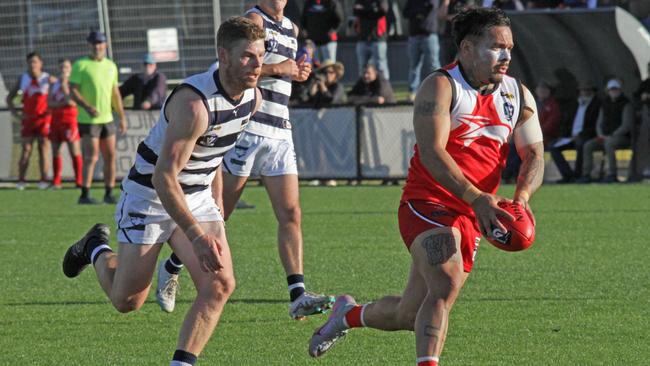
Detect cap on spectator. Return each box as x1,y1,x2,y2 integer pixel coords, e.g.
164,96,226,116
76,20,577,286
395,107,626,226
143,53,156,64
86,30,107,44
606,79,621,90
317,60,345,79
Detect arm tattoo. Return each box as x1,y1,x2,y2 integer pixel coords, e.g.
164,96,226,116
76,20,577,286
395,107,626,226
517,144,545,194
414,100,446,117
420,233,457,266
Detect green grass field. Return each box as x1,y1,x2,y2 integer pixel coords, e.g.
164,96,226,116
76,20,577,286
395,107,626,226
1,184,649,365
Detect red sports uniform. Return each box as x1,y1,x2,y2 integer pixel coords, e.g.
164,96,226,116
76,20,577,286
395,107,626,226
48,81,79,143
19,72,51,138
399,62,524,272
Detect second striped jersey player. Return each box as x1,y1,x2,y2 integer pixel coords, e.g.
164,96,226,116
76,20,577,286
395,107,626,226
156,0,335,320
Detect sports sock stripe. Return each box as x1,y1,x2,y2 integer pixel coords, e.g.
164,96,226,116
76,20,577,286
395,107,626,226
90,244,112,265
288,283,305,291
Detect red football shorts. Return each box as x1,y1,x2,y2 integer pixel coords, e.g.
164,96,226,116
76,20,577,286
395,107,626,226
21,116,51,138
398,200,481,272
49,120,80,143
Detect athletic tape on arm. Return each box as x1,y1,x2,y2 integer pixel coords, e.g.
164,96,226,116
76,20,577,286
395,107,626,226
513,88,543,148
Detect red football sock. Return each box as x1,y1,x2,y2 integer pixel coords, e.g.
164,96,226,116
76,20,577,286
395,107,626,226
417,356,439,366
52,156,63,186
344,305,365,328
73,155,83,187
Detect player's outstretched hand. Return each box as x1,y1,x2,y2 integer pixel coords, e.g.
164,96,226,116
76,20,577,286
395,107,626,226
191,233,224,274
472,193,515,238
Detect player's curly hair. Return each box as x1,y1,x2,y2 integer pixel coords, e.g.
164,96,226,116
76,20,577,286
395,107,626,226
217,17,265,51
452,7,511,47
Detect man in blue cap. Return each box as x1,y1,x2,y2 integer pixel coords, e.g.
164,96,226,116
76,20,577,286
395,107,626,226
119,53,168,110
70,30,126,204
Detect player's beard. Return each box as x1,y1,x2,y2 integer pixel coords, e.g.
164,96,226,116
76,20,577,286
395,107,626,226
489,73,504,84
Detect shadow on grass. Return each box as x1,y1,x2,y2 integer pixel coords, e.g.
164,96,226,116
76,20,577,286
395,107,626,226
1,298,288,307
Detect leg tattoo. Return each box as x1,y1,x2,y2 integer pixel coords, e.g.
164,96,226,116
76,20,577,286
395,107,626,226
420,233,457,266
424,325,441,346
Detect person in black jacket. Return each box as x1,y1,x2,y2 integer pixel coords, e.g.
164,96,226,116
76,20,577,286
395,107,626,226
578,78,634,183
353,0,391,80
403,0,441,102
348,64,395,105
549,82,601,183
301,0,344,62
306,60,346,107
119,53,167,110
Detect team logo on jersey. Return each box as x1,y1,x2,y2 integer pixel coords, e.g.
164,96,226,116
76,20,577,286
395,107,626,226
266,38,279,53
198,134,218,147
500,92,515,123
455,114,511,146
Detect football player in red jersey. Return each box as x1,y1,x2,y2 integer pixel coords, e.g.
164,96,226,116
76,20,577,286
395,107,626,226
48,59,83,189
309,7,545,365
6,52,52,189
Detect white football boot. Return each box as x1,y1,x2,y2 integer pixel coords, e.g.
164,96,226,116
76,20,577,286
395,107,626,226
309,295,357,357
289,291,335,320
156,260,179,313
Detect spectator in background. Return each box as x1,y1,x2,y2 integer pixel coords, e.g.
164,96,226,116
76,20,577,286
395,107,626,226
306,60,346,107
353,0,391,80
348,63,395,105
578,78,634,183
48,58,83,189
6,52,52,190
301,0,344,62
535,80,562,147
549,81,601,183
438,0,478,66
632,62,650,179
119,53,167,110
403,0,441,102
70,30,126,204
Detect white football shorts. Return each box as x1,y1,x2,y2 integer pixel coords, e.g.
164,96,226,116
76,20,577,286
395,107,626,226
115,190,223,245
222,131,298,177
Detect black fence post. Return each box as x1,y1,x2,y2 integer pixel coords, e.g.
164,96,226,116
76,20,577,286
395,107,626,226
355,105,363,181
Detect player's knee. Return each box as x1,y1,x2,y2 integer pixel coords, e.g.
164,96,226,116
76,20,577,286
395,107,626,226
103,150,116,161
280,205,301,225
83,153,99,165
202,274,236,300
111,295,145,314
428,273,463,301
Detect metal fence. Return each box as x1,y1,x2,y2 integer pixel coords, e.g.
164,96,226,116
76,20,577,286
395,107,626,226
0,0,223,86
0,0,100,86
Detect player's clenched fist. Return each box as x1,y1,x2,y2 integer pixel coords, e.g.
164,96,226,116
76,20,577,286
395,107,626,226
293,54,311,82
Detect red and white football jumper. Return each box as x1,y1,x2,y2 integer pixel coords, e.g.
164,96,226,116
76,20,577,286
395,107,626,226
49,80,82,187
19,72,51,138
399,62,524,272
